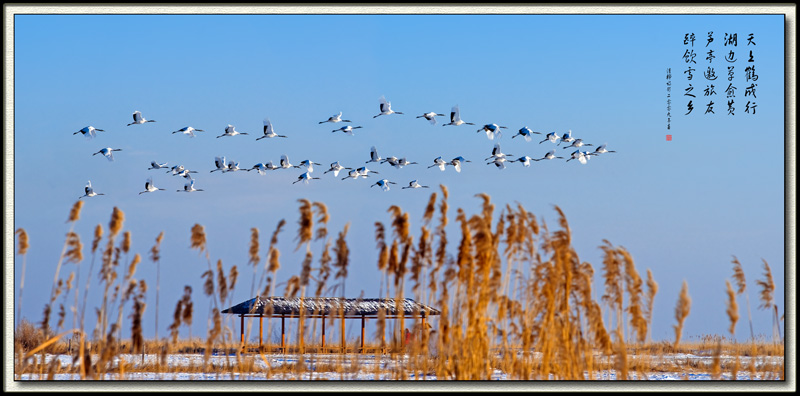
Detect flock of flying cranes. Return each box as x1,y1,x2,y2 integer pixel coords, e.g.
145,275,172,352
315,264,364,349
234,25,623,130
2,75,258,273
75,96,616,198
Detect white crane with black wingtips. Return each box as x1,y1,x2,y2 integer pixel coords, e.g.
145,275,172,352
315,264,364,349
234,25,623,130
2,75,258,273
510,155,535,167
590,143,617,155
332,125,363,135
478,123,508,140
428,156,447,171
257,118,288,140
223,159,242,173
512,126,541,142
217,124,249,138
294,172,321,185
372,179,397,191
279,154,298,169
79,180,105,199
148,161,168,170
127,111,156,126
559,130,575,146
366,146,383,163
402,180,429,189
248,162,277,175
539,131,561,144
319,111,351,124
172,126,203,137
373,95,403,118
485,143,513,161
324,161,351,177
562,138,593,150
416,112,446,125
532,149,564,161
177,179,204,192
93,147,122,161
357,166,379,178
210,156,227,173
448,156,471,173
139,176,166,194
74,126,104,139
442,104,475,127
297,159,318,173
342,169,365,180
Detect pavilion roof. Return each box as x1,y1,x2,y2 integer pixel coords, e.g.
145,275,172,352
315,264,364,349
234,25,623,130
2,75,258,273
221,296,440,317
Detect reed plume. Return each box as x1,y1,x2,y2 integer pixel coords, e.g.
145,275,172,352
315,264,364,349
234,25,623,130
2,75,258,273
730,256,755,340
725,280,739,337
249,228,260,298
125,253,141,281
429,185,449,301
16,227,29,255
109,206,124,238
228,265,239,297
375,222,386,251
313,201,330,241
387,240,399,285
645,269,658,342
388,205,411,247
121,231,131,254
755,259,775,311
600,240,623,338
92,224,103,253
284,276,301,299
410,227,431,296
333,223,351,295
15,228,29,329
168,297,183,342
268,247,281,275
129,293,145,355
202,270,215,298
216,260,228,303
673,280,691,348
620,248,646,343
300,250,313,288
190,224,207,253
397,240,411,289
270,219,286,247
754,259,780,341
730,256,747,294
67,200,84,223
296,199,314,250
181,286,194,340
423,191,438,225
375,222,389,295
316,241,332,297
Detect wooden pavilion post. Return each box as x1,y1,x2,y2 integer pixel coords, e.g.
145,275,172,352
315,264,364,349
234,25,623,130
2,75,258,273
281,315,286,354
259,314,264,350
360,315,365,353
341,314,346,353
321,314,326,352
381,319,386,354
421,313,426,353
240,315,245,350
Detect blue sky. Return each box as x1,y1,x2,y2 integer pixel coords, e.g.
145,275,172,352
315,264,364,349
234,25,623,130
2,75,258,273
10,13,788,343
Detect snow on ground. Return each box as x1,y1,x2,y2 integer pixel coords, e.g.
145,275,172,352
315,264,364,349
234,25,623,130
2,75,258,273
15,352,784,381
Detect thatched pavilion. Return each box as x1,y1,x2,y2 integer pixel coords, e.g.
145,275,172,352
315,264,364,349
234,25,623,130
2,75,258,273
222,296,440,352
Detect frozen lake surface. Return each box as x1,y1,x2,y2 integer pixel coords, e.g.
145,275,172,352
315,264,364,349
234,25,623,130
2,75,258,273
15,351,785,381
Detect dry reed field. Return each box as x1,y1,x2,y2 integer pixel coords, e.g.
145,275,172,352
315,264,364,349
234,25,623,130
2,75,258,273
12,187,786,382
